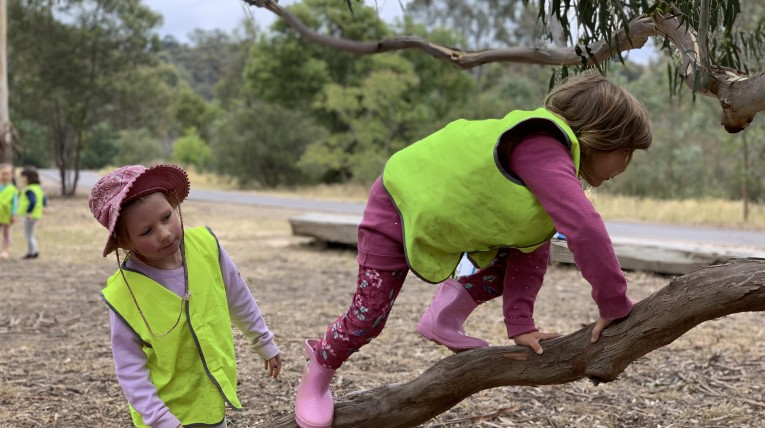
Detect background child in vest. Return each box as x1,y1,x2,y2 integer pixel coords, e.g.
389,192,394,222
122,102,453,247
294,70,652,428
18,167,46,260
88,164,282,428
0,163,19,258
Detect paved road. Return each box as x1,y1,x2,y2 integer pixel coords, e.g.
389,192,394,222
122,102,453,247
42,169,765,253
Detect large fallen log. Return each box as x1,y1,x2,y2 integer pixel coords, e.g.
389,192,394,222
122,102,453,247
288,213,748,275
262,258,765,427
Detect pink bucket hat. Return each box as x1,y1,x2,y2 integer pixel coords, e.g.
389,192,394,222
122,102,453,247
88,164,190,257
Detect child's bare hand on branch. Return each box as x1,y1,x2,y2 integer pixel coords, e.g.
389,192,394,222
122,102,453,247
513,331,562,354
591,317,613,343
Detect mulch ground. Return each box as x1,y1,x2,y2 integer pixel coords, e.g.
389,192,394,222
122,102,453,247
1,195,764,427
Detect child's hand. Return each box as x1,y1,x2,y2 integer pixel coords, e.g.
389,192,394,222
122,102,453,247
264,354,281,379
591,317,613,343
512,331,561,355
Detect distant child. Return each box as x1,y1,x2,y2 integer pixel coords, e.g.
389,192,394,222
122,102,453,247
18,167,46,259
88,164,282,428
0,163,19,258
294,70,652,428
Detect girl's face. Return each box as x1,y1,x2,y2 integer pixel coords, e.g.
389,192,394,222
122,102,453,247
0,168,11,184
584,148,631,187
119,192,183,270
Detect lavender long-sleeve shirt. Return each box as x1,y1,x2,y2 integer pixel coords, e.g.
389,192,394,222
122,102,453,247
108,242,279,428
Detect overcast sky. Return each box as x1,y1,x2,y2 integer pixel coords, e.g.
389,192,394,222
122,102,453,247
142,0,407,42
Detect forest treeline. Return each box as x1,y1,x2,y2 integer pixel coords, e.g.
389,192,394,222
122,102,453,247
8,0,765,201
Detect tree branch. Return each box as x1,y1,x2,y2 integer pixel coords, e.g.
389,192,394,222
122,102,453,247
241,0,654,68
652,12,765,132
242,0,765,132
261,259,765,427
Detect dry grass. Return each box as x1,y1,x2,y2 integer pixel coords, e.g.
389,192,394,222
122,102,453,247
1,192,764,427
591,194,765,230
186,169,371,203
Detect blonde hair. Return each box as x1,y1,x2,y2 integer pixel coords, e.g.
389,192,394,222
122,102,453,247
544,70,652,182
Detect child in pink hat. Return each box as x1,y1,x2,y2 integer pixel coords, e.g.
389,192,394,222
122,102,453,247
89,164,281,428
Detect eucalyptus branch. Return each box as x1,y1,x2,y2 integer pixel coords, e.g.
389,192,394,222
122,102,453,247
242,0,765,132
241,0,655,69
260,259,765,427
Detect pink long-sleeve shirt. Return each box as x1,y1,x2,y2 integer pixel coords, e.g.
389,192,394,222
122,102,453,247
108,241,279,428
488,132,634,338
510,133,633,321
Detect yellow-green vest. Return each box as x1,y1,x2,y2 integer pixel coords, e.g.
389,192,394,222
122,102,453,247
383,108,580,283
0,184,18,224
101,226,240,427
19,183,44,219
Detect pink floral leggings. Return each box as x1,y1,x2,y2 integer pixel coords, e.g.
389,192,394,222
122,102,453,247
316,250,512,370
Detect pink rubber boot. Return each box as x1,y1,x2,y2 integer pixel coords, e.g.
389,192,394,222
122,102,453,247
295,339,335,428
416,278,489,352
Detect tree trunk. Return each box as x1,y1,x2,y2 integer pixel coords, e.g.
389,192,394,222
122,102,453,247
0,0,10,164
742,132,749,221
261,258,765,428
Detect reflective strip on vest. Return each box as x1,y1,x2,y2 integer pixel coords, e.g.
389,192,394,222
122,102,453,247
101,226,239,427
383,108,580,283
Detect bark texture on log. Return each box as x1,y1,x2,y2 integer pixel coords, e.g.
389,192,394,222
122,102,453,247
261,259,765,427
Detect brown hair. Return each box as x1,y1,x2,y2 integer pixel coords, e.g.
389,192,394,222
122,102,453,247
544,70,652,183
20,167,41,185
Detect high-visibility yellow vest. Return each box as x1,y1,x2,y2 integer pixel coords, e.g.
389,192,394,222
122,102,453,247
101,226,240,427
383,108,580,283
0,184,18,223
19,184,44,219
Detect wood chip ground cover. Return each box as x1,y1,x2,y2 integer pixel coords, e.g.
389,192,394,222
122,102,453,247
0,196,763,427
